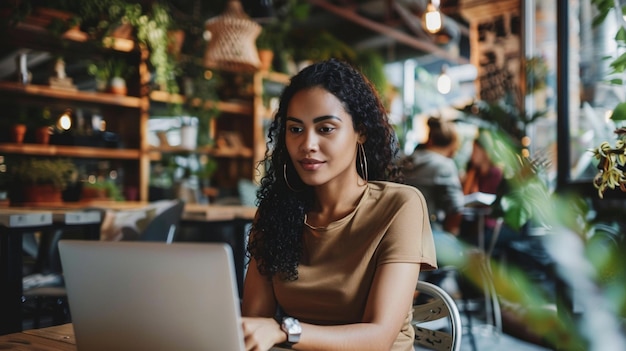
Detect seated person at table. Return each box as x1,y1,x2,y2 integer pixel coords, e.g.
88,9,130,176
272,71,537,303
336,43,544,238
401,117,466,267
241,59,437,351
460,131,516,254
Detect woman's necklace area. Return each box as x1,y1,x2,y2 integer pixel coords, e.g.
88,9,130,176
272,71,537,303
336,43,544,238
304,214,327,231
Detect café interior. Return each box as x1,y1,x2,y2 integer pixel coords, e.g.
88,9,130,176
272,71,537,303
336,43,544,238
1,0,626,350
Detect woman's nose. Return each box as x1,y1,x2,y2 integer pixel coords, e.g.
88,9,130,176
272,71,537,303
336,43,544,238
300,130,319,152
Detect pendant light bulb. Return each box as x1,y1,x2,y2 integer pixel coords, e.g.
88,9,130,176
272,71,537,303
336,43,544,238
437,65,451,95
424,2,442,34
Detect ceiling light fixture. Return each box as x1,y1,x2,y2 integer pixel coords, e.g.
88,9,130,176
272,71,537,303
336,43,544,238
423,0,443,34
204,0,262,72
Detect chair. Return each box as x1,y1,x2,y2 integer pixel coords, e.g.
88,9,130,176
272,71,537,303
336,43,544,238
22,228,69,329
412,280,463,351
22,213,104,329
120,199,185,243
22,200,184,329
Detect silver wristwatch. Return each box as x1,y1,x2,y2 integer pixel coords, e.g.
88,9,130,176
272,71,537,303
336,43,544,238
281,316,302,344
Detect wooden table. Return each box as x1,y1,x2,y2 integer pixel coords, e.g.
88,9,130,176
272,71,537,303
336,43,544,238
0,202,257,335
182,203,256,222
0,208,102,335
0,323,75,350
0,323,291,350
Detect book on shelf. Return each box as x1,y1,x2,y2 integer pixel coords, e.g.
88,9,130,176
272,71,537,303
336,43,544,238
464,192,497,207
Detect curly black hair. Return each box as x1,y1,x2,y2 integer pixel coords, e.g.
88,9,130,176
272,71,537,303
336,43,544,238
247,58,402,281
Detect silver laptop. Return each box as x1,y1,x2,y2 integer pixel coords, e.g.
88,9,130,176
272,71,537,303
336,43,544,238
58,240,245,351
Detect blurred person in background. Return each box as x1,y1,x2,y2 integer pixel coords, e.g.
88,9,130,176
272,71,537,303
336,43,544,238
402,117,466,269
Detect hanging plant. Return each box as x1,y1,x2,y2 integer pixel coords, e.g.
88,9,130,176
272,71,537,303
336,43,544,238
589,0,626,198
43,1,179,94
1,1,180,94
106,1,180,94
592,127,626,198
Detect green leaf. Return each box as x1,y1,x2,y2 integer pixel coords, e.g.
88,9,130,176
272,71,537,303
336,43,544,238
617,27,626,44
611,102,626,121
610,52,626,72
501,194,530,231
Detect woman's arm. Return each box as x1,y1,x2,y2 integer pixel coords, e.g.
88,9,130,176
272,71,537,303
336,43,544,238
242,256,277,317
242,257,286,350
290,262,420,351
242,260,420,351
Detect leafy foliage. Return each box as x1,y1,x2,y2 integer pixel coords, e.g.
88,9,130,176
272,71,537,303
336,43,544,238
256,0,310,51
3,0,180,94
10,158,76,190
589,0,626,197
457,99,547,145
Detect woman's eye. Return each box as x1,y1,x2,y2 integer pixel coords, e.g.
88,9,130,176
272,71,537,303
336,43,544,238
319,126,335,133
288,126,303,133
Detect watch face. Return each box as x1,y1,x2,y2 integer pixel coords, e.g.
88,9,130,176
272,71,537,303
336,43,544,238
282,317,301,343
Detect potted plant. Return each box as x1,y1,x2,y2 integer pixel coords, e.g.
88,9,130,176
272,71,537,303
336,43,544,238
255,0,310,73
590,1,626,198
256,28,275,72
29,106,54,144
3,1,180,94
81,178,124,201
10,105,28,144
87,59,111,92
8,157,77,204
108,57,133,95
111,1,179,94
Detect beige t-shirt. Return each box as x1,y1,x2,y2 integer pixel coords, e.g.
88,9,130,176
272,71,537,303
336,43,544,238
273,181,437,351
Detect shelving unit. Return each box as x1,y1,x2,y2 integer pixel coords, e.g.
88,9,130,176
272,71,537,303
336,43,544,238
147,70,289,193
0,20,290,203
0,22,150,201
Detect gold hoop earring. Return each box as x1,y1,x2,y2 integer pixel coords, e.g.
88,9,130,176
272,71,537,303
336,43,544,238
357,143,368,183
284,163,304,192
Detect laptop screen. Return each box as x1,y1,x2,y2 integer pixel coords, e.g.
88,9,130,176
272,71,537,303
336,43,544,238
59,240,245,351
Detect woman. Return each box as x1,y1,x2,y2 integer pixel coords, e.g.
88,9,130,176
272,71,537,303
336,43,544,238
461,131,513,252
241,59,436,351
462,133,503,198
401,117,466,274
402,117,464,236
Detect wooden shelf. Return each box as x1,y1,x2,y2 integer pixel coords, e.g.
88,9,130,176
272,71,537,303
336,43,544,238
0,21,151,201
0,143,140,159
0,82,143,108
6,22,138,54
149,91,253,115
148,145,253,159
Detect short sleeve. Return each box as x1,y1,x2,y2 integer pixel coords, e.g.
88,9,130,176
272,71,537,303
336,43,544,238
376,187,438,271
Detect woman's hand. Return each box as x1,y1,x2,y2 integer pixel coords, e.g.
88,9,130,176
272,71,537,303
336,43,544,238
242,316,286,351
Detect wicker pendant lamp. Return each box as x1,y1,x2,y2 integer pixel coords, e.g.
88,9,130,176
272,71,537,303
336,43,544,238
204,0,262,71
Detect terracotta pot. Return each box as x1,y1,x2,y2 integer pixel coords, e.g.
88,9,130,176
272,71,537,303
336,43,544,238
81,187,108,200
11,124,27,144
23,184,63,204
258,49,274,72
109,77,127,95
168,29,185,58
34,126,51,144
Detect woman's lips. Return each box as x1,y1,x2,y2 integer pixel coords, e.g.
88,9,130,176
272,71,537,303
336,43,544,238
299,159,324,171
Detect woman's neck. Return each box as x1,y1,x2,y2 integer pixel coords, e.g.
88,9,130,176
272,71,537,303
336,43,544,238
308,177,368,228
